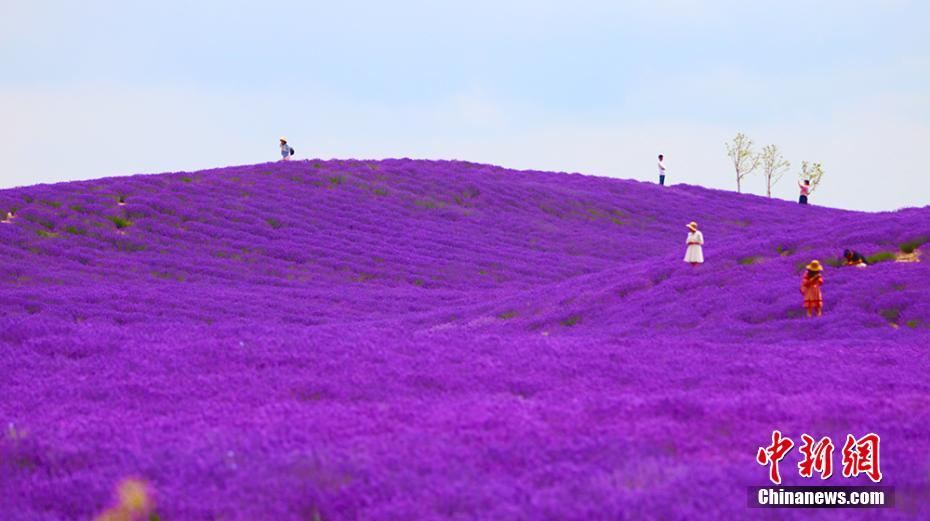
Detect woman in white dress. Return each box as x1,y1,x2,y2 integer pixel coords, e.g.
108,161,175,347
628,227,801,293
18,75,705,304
684,221,704,267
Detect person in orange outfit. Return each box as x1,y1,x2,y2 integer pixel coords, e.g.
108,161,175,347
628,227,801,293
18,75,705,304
800,260,824,317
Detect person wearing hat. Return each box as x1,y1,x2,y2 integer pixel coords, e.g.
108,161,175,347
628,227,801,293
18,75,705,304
683,221,704,267
800,260,824,317
279,137,294,161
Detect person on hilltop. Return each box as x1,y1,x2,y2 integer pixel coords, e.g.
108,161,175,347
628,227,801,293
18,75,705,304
800,260,824,317
658,154,667,186
684,221,704,267
280,137,295,161
798,179,811,204
843,249,868,268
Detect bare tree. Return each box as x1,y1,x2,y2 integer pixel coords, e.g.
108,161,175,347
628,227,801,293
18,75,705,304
760,144,791,198
725,133,761,193
800,161,825,193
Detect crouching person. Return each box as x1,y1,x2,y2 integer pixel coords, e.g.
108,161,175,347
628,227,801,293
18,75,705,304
843,249,868,268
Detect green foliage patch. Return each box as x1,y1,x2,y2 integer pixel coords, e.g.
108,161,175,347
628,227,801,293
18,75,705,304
106,216,133,229
415,199,444,209
866,252,896,265
879,308,900,324
900,236,928,254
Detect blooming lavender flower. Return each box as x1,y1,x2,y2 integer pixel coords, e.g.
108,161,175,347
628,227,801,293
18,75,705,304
1,159,928,519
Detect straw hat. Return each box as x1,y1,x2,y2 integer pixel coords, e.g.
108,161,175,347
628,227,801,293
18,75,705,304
280,137,287,143
686,221,698,231
806,260,824,272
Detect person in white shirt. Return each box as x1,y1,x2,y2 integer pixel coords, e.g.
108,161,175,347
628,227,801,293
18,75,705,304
280,137,294,161
658,154,666,186
684,221,704,267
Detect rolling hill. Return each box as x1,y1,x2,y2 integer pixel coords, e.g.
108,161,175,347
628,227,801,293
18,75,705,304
2,159,929,520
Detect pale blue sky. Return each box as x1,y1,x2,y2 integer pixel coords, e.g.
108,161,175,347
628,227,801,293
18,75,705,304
2,0,928,210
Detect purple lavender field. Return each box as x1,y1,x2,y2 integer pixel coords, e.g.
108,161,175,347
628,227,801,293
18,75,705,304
2,159,929,520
